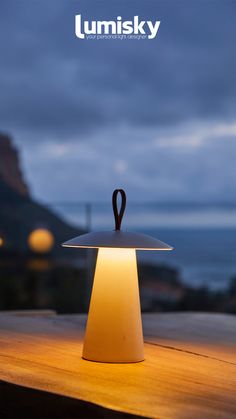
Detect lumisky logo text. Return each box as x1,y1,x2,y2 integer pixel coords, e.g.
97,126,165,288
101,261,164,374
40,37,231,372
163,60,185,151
75,15,161,40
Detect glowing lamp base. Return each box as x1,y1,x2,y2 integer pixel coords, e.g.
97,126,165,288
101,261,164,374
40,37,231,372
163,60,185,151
82,248,144,363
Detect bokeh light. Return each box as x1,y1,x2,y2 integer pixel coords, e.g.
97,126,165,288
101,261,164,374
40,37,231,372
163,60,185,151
28,228,54,253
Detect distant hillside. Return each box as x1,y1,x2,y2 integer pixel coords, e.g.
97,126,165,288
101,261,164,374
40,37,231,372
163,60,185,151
0,133,29,197
0,134,83,254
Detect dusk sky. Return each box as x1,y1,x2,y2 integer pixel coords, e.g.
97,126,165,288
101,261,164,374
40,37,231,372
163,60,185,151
0,0,236,203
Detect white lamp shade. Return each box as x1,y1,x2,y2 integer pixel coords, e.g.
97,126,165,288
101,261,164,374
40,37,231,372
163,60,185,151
82,248,144,362
62,230,173,250
62,189,173,250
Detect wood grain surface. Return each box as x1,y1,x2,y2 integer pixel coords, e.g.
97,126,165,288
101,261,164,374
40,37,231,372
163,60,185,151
0,312,236,418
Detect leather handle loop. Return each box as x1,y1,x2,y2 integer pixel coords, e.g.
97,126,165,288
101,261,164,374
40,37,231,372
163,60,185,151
112,189,126,231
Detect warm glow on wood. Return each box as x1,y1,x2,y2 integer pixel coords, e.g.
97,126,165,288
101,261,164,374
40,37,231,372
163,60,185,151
83,248,144,363
28,228,54,253
0,313,235,418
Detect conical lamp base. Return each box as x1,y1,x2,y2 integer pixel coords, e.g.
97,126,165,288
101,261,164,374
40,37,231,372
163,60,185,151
82,248,144,363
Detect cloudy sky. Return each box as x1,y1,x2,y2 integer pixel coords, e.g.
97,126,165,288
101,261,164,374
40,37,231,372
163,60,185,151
0,0,236,204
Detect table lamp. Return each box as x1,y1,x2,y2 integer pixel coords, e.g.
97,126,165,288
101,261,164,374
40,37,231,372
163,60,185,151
62,189,173,363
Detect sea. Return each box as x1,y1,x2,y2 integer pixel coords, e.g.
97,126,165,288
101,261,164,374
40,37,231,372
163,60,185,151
51,202,236,291
138,228,236,291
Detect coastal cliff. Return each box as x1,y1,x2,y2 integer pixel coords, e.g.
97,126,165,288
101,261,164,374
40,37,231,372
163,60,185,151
0,133,82,253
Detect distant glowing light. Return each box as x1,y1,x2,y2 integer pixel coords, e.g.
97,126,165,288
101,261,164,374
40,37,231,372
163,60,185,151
0,237,4,247
28,228,54,253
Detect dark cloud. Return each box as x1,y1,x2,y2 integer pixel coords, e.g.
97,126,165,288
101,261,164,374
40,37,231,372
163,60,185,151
1,0,236,136
0,0,235,202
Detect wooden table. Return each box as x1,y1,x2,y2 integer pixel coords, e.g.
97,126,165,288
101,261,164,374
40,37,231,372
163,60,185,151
0,312,236,418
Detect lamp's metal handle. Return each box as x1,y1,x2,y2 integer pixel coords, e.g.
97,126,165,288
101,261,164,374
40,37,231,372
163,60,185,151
112,189,126,231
